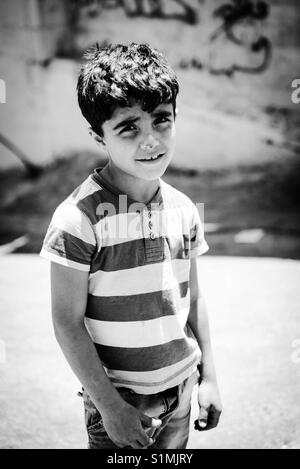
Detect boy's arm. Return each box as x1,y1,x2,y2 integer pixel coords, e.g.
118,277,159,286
50,262,160,448
187,257,223,430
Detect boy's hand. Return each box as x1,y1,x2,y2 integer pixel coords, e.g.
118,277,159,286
101,399,162,448
195,380,222,431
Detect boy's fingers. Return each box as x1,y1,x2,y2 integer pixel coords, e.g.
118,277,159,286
140,413,162,428
198,405,210,428
145,437,155,448
131,439,151,449
135,429,155,448
151,418,162,428
195,407,222,431
207,408,222,429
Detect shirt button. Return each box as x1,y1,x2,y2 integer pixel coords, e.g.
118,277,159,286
148,221,153,229
148,211,152,218
150,232,155,240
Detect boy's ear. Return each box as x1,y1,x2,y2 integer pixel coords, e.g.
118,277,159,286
89,127,106,148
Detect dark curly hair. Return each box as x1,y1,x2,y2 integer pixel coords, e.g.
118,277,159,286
77,42,179,136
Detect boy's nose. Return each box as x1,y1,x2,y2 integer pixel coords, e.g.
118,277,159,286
140,134,159,151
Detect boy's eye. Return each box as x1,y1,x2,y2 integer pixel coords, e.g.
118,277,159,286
154,117,171,126
120,124,137,134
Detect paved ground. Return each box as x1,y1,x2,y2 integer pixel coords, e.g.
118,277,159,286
0,254,299,449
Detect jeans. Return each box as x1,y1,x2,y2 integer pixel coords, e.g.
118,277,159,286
79,369,199,449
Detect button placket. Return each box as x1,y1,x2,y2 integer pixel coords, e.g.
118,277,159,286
147,206,154,240
143,203,164,262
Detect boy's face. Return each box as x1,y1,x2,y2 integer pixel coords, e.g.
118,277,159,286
97,100,176,182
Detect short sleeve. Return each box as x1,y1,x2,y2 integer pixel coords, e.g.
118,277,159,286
188,203,209,258
40,202,97,271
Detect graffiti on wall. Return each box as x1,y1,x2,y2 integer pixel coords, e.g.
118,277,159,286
68,0,271,75
70,0,200,24
210,0,271,75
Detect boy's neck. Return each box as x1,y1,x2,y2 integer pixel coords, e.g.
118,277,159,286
101,163,160,204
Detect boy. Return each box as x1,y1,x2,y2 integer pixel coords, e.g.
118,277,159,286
40,42,222,449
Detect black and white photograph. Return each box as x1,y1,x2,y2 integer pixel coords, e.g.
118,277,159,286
0,0,299,452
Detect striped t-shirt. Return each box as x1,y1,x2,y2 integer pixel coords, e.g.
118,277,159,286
40,167,209,394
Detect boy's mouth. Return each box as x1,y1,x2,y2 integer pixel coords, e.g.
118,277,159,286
136,153,165,162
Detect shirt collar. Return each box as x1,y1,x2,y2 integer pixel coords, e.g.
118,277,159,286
92,167,163,208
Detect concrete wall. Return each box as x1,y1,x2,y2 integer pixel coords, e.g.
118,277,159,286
0,0,68,62
0,0,299,171
0,0,92,170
